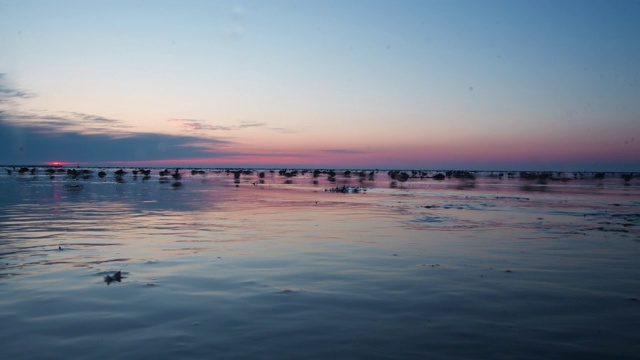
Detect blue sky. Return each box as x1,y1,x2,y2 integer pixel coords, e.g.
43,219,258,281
1,0,639,170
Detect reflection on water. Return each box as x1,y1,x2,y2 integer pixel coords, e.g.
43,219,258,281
1,169,639,359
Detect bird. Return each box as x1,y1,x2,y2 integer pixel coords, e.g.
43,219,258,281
104,270,123,284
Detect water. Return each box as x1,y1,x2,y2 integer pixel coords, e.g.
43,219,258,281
1,169,639,359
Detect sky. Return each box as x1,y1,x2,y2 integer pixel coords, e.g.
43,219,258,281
1,0,639,171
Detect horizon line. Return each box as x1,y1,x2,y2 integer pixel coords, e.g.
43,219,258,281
1,163,638,174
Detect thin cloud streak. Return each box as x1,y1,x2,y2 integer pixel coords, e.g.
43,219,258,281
170,118,233,132
2,109,133,135
0,73,34,103
238,121,267,128
169,118,283,134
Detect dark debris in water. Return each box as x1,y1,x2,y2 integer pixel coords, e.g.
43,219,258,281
276,287,303,294
595,227,629,233
104,270,124,285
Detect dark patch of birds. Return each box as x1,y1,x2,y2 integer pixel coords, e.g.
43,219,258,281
388,170,410,182
325,185,366,194
4,167,638,192
446,170,476,180
17,167,31,175
65,168,93,180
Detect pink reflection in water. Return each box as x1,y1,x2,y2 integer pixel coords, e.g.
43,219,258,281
0,169,639,358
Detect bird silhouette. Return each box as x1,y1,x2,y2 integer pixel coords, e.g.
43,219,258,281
104,270,123,285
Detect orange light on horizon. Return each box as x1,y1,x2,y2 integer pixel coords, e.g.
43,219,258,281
44,161,76,167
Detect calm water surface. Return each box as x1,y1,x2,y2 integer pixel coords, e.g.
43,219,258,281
1,169,639,359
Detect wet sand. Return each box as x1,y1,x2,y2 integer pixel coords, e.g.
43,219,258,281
1,169,639,359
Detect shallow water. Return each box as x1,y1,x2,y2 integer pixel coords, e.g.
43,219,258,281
1,169,639,359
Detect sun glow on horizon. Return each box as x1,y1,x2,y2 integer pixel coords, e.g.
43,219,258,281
44,161,77,167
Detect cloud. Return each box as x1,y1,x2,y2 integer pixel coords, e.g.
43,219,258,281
169,118,283,133
222,5,246,39
0,111,235,165
65,111,124,124
223,24,245,39
237,121,298,134
238,121,266,128
0,76,132,135
2,109,133,135
169,118,233,132
231,4,245,18
0,75,261,166
0,73,130,135
0,73,34,103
